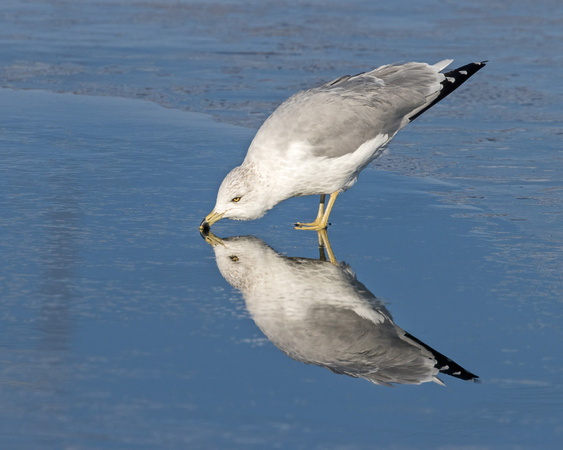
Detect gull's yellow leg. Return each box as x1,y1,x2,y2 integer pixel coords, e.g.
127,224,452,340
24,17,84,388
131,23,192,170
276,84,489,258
295,191,339,231
295,194,326,228
317,229,337,265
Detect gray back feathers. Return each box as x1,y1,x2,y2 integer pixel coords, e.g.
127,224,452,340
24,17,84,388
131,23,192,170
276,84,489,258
249,62,450,158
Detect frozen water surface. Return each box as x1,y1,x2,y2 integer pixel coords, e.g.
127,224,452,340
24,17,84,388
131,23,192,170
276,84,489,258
1,0,562,448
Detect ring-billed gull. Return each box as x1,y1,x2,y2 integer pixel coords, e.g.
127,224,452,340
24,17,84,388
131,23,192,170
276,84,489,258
200,60,486,231
204,231,478,386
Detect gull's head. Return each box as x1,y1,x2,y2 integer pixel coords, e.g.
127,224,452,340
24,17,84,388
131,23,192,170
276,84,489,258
207,235,274,291
200,164,273,230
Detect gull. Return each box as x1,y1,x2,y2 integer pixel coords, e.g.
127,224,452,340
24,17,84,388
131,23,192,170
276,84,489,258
200,60,486,231
204,231,479,386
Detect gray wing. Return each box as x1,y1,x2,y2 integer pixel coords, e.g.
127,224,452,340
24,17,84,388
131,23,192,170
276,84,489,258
267,305,441,386
249,62,447,158
268,305,478,386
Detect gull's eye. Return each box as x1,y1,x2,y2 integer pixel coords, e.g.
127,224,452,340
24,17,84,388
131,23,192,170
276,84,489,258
230,255,239,262
232,197,241,202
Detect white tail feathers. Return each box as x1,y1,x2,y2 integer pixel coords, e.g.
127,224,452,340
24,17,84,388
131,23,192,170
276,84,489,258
433,376,446,386
432,59,454,72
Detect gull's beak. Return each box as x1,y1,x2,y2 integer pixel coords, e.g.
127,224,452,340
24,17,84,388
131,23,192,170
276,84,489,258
199,229,225,247
199,210,224,231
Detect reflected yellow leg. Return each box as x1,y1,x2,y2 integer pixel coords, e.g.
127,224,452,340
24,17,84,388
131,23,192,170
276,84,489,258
317,229,337,265
295,191,339,231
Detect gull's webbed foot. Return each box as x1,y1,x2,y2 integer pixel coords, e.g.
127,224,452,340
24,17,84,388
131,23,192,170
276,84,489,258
294,194,326,230
294,219,328,231
294,215,327,230
294,192,339,231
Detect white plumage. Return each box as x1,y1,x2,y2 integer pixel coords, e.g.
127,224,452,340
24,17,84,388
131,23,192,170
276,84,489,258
201,60,486,230
207,234,479,386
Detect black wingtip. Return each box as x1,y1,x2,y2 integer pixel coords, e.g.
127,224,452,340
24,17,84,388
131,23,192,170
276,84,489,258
404,331,479,382
408,60,487,122
444,60,487,80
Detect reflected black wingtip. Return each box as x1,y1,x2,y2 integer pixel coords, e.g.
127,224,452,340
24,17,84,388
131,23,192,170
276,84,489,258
404,331,479,382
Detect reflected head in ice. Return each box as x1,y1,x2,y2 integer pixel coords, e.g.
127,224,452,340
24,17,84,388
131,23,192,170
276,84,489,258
202,230,478,387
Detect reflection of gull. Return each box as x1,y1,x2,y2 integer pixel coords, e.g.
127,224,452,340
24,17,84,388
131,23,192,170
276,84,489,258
205,231,478,387
200,60,486,231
